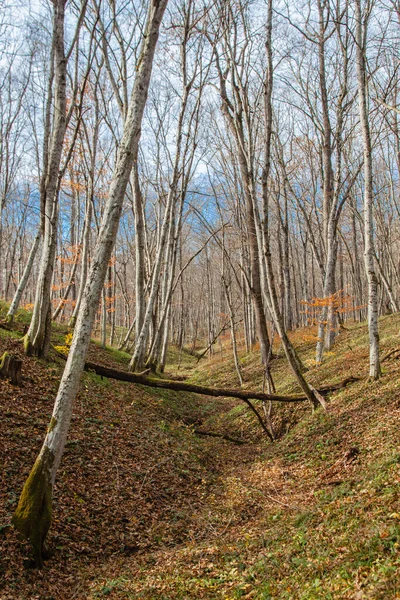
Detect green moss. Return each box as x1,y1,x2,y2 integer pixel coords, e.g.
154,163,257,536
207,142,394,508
23,334,32,356
0,351,9,370
47,417,57,433
12,446,54,568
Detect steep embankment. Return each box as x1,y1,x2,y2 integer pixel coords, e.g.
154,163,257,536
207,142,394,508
0,309,399,599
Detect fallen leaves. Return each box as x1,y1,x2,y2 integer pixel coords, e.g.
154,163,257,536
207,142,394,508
1,315,400,599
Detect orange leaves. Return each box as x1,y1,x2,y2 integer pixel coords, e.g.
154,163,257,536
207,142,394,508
56,244,81,266
104,294,120,308
300,289,365,320
289,325,319,345
51,283,72,292
51,297,76,307
301,289,352,310
62,179,86,194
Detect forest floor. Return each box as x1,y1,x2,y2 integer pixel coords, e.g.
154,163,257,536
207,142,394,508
0,306,399,599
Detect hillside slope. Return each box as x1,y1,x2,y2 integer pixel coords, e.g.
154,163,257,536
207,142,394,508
0,310,399,599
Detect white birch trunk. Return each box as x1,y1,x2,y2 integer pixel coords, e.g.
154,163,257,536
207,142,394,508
24,0,67,357
131,165,147,346
129,79,192,371
69,196,92,327
316,222,337,364
6,229,41,322
69,80,99,328
12,0,168,566
355,0,381,380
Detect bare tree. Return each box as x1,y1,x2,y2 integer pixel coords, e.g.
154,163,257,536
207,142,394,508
12,0,168,567
24,0,88,357
354,0,381,379
208,0,272,369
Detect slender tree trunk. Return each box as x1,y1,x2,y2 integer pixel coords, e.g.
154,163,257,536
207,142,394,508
131,164,146,346
24,0,67,357
52,240,82,321
158,303,171,372
69,197,93,328
213,26,271,366
6,229,41,322
130,74,192,371
12,0,168,566
101,288,107,348
314,0,337,365
355,0,381,379
69,77,100,329
261,0,323,409
375,252,399,312
316,223,337,363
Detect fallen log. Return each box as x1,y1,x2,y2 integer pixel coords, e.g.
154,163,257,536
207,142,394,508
84,360,308,403
52,348,359,440
83,360,275,440
83,360,359,404
53,348,359,405
317,375,362,393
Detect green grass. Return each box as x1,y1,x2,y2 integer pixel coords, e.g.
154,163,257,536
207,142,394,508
91,339,132,366
0,299,32,326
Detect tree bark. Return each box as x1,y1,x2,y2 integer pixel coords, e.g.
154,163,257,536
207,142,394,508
6,229,41,322
355,0,381,379
24,0,68,358
12,0,168,567
260,0,323,410
0,352,22,385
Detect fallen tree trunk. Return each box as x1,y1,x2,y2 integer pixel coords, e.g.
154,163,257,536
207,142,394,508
52,350,360,442
82,360,360,404
83,360,275,440
84,360,306,403
318,376,361,392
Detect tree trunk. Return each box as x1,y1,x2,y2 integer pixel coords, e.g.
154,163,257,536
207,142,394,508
131,164,146,349
355,0,381,379
12,0,168,566
261,0,323,410
0,352,22,386
6,229,41,322
130,75,192,371
69,196,93,328
24,0,67,358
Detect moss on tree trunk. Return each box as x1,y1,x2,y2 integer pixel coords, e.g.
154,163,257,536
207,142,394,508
0,351,9,371
0,352,22,385
23,334,32,356
12,446,54,568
